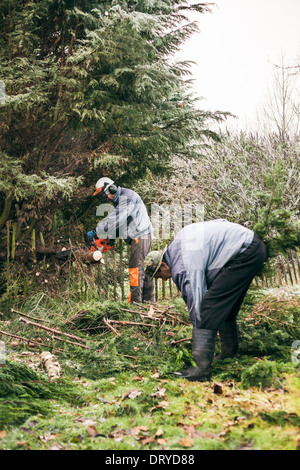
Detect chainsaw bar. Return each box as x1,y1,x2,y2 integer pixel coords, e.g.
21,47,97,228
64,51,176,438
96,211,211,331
55,248,74,259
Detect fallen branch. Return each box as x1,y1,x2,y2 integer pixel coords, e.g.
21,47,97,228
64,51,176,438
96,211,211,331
41,351,62,381
11,308,51,323
163,312,190,326
19,317,86,344
171,337,191,345
103,318,121,337
0,329,64,353
119,307,181,323
129,303,190,325
120,307,156,316
0,329,44,347
51,335,89,349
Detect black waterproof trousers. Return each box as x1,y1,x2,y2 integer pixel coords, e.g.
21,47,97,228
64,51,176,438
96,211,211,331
197,233,267,330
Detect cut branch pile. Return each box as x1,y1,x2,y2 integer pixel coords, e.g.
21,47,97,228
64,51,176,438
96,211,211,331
123,303,190,327
244,295,300,328
0,302,192,365
63,302,190,339
99,303,191,343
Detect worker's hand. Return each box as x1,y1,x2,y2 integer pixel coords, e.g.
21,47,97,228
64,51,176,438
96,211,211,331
86,229,96,240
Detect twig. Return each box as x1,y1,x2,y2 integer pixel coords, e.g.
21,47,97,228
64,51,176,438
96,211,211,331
120,307,149,315
19,317,87,343
253,311,298,328
171,337,191,345
29,292,45,314
164,312,190,325
103,318,121,337
131,303,190,325
0,329,64,352
11,308,51,323
0,329,44,346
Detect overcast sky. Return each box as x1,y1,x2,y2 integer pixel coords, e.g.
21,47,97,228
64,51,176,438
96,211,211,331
181,0,300,132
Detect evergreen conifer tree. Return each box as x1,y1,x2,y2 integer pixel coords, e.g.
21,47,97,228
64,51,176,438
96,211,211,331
0,0,223,236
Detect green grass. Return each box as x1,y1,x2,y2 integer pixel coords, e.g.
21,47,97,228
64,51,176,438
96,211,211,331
0,286,299,450
1,366,299,450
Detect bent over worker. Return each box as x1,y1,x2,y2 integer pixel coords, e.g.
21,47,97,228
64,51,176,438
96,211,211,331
144,219,267,382
87,177,154,303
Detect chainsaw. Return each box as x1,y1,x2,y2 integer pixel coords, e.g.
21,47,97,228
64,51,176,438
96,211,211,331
55,235,114,260
88,236,115,254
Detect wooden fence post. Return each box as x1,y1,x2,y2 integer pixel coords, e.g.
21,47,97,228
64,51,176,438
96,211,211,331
296,251,300,279
287,250,298,284
6,220,10,263
6,221,11,291
31,228,36,263
40,232,45,248
11,223,17,261
285,254,294,285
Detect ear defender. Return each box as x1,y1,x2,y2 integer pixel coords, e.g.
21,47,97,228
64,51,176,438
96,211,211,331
108,184,117,194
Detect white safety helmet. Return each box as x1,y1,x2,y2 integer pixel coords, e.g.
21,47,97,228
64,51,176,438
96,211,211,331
93,177,115,197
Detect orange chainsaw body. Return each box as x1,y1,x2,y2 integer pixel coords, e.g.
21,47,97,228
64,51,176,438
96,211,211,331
89,237,114,253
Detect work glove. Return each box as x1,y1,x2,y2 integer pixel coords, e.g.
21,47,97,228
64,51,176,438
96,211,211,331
86,229,97,240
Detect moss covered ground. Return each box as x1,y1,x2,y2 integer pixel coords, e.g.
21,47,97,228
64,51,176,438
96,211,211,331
0,286,299,451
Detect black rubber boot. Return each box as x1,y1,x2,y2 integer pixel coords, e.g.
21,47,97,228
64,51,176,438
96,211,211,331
216,321,239,360
174,328,217,382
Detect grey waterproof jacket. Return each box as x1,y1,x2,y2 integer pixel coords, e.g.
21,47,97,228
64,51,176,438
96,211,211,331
95,187,152,242
164,220,254,326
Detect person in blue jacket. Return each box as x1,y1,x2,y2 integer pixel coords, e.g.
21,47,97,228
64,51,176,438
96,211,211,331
87,177,154,303
144,220,267,382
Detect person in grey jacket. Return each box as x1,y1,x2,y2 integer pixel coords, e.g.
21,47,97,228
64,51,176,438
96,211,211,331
87,177,154,303
144,220,267,381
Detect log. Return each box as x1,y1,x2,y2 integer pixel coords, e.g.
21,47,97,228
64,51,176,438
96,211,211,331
55,247,105,263
41,351,62,381
0,246,105,264
82,250,105,264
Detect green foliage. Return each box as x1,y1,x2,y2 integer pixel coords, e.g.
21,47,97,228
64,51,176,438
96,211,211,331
0,362,85,426
253,160,300,257
0,287,299,449
237,288,300,360
0,152,80,202
240,360,281,389
0,0,223,240
260,411,300,427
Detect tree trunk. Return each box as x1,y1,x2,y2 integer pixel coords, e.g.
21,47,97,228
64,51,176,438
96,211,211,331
0,195,13,230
